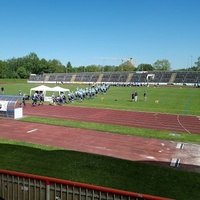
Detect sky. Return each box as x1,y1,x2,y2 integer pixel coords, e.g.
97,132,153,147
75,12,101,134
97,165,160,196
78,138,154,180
0,0,199,70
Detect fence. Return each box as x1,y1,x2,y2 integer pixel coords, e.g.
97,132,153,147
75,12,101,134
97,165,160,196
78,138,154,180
0,169,174,200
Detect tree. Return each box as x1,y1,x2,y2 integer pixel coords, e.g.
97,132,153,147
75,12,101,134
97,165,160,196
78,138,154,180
25,52,40,74
17,67,28,78
194,57,200,71
137,64,154,71
66,62,73,73
103,65,115,72
118,61,135,71
39,58,50,73
6,58,18,73
2,61,18,78
85,65,101,72
48,59,65,73
0,60,4,78
76,66,85,72
153,59,171,71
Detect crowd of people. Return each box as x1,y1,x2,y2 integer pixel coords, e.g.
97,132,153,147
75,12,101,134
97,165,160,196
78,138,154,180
13,84,111,107
67,84,110,104
1,83,148,108
31,84,111,106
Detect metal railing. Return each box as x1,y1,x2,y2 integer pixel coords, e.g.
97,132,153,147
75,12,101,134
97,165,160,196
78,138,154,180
0,169,174,200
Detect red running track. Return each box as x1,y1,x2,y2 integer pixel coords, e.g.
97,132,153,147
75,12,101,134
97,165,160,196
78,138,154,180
1,119,200,173
1,104,200,173
23,104,200,134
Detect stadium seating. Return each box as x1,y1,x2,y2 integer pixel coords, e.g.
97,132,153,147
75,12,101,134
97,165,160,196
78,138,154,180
28,71,200,86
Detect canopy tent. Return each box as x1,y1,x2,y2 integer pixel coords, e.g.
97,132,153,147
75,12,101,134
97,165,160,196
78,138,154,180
51,86,70,93
30,85,70,102
30,85,52,96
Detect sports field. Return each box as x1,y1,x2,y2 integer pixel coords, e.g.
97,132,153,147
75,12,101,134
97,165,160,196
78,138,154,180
1,82,200,116
0,80,200,200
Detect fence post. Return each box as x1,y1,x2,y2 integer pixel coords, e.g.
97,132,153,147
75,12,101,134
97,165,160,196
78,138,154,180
46,180,50,200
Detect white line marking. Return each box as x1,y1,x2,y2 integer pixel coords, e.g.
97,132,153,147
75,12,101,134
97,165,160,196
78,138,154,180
176,159,180,167
146,156,156,160
170,158,177,167
170,158,180,167
95,146,107,149
176,143,184,149
27,129,38,133
177,115,191,134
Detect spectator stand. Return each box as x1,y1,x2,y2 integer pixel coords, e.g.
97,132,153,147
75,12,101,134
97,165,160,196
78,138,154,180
28,71,200,86
0,95,23,119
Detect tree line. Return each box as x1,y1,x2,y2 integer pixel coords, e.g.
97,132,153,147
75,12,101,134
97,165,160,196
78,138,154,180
0,52,199,79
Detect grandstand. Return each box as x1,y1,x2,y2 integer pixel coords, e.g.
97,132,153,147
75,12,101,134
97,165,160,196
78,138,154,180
28,71,200,86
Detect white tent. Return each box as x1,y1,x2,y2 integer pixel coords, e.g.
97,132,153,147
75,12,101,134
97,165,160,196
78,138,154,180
45,86,70,102
30,85,52,96
51,86,70,93
30,85,70,102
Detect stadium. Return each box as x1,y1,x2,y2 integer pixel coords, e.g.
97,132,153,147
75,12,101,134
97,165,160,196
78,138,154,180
0,70,200,200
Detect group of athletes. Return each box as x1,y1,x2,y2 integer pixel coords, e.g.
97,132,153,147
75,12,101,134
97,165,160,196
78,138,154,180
29,84,110,106
31,91,45,106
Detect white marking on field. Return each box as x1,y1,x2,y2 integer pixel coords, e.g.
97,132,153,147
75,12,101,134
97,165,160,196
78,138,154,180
177,115,191,134
146,156,156,160
176,143,184,149
95,146,107,149
170,158,180,167
161,143,165,146
27,129,38,133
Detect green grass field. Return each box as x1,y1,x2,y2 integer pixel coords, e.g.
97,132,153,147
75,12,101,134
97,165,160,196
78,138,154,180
1,81,200,115
0,80,200,200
